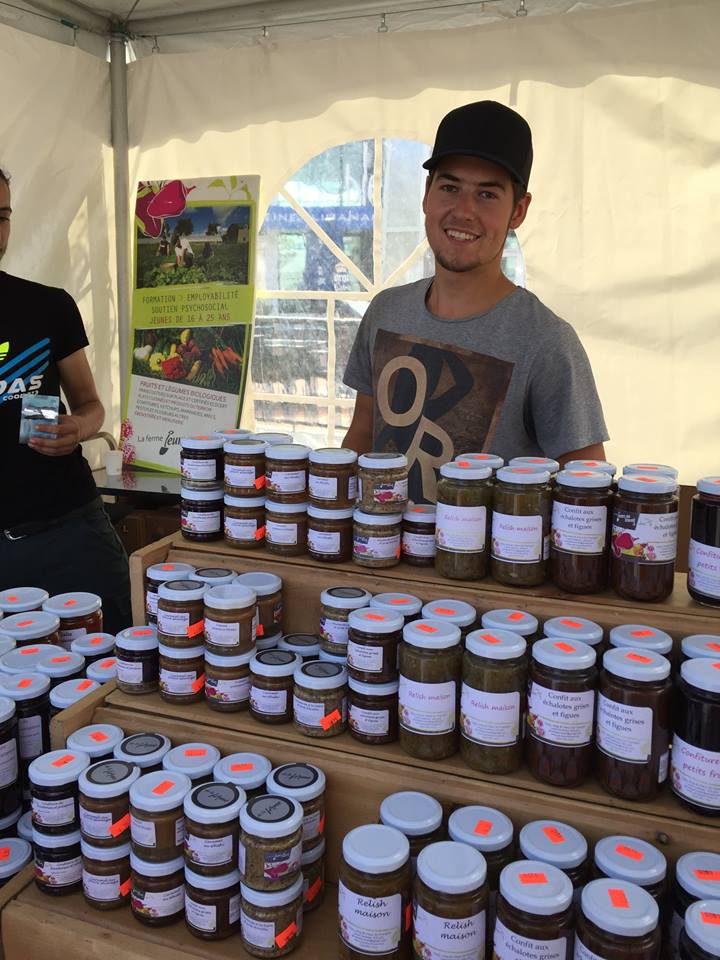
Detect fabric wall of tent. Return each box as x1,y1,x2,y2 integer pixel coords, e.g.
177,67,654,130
1,0,718,480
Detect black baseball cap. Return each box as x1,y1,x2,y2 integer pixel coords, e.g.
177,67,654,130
423,100,533,190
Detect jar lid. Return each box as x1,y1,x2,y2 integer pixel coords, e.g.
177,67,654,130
519,820,588,869
353,509,403,526
447,805,514,853
417,840,487,895
302,837,326,867
348,677,399,697
240,794,303,838
681,657,720,695
556,469,612,489
532,638,597,671
49,678,99,709
29,748,90,787
181,486,224,501
191,568,236,586
543,617,603,647
234,572,282,596
17,811,33,842
33,827,81,849
685,900,720,956
358,452,408,470
224,438,266,456
480,608,539,638
348,608,404,635
581,878,658,937
184,782,245,823
0,587,49,614
279,634,321,657
0,838,32,879
320,587,372,610
509,456,561,473
225,494,266,509
267,763,326,802
130,770,192,812
250,650,300,678
0,672,50,700
87,658,118,683
454,453,504,470
496,466,551,485
214,753,271,791
403,619,461,650
205,583,256,612
130,851,185,876
342,823,409,874
67,724,125,759
205,647,255,668
294,660,346,690
309,447,358,465
318,650,346,665
617,474,678,494
266,443,310,461
0,695,14,725
697,477,720,496
0,611,61,642
265,500,308,515
250,432,293,445
499,860,573,914
440,461,492,481
564,459,617,476
79,759,140,798
146,562,195,584
186,865,241,891
681,635,720,660
114,732,170,767
71,632,116,657
158,643,205,660
593,836,666,886
421,599,476,628
163,743,221,780
115,626,158,651
213,428,253,441
370,593,423,617
465,629,527,660
1,644,66,674
256,634,280,652
182,434,224,450
0,639,15,658
624,463,679,478
609,624,673,655
308,505,355,520
402,504,436,523
37,651,86,679
81,839,132,862
43,592,102,619
380,791,442,836
602,647,671,682
676,853,720,899
241,873,303,907
158,580,207,603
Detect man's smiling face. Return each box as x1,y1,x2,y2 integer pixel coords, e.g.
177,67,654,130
0,178,11,266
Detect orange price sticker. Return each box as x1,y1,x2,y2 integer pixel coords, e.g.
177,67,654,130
63,599,77,607
559,620,583,629
184,749,207,757
608,888,630,909
519,873,548,885
707,643,720,652
700,913,720,926
435,608,457,615
714,663,720,671
631,630,655,638
231,763,254,771
390,598,411,604
416,624,438,634
51,657,71,663
474,820,493,836
133,629,154,637
160,564,175,570
481,633,501,645
191,674,206,693
626,653,653,664
100,659,116,668
52,754,75,767
257,623,265,637
616,844,643,861
16,679,33,689
77,680,94,691
320,709,341,731
90,637,104,646
457,460,471,467
89,731,109,743
305,877,322,903
0,848,9,861
319,813,326,834
17,621,34,628
5,596,17,602
187,620,204,638
254,475,266,490
120,877,132,896
255,526,266,541
554,642,576,653
508,613,525,621
542,826,566,844
405,902,413,932
20,647,40,655
110,813,131,838
152,780,175,796
275,922,298,949
695,870,720,882
395,546,401,560
365,614,386,621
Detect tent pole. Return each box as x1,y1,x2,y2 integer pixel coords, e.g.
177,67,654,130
109,32,131,412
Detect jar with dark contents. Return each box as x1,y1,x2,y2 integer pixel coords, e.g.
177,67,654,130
185,865,241,940
525,638,597,788
224,495,266,548
593,836,667,911
608,623,673,659
347,608,403,684
265,501,308,557
293,661,347,739
577,878,661,960
688,477,720,607
144,562,195,624
518,820,588,902
70,631,116,665
481,608,540,644
78,759,140,847
205,649,253,712
33,827,82,895
250,651,300,724
67,723,124,764
671,853,720,959
680,900,720,960
0,611,61,648
611,474,679,602
421,599,477,640
181,487,224,543
307,506,354,562
681,635,720,663
0,586,49,616
163,743,221,787
265,444,309,504
49,678,99,717
544,617,604,656
308,448,358,509
596,648,672,801
357,453,409,515
213,753,272,800
435,461,493,580
491,468,552,587
204,583,256,654
81,839,132,910
239,794,303,892
159,644,205,704
401,504,436,566
379,791,443,871
42,592,102,650
0,674,51,772
460,628,527,774
348,678,399,745
157,580,206,648
672,658,720,815
181,436,224,489
37,650,86,688
0,696,20,817
319,587,372,656
353,510,402,568
130,852,185,926
113,733,171,774
241,874,304,958
235,572,282,644
551,469,612,593
29,748,90,835
0,837,31,885
224,439,266,497
183,782,245,877
129,771,192,863
494,860,574,960
266,763,326,853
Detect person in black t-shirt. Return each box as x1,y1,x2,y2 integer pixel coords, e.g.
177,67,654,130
0,166,131,633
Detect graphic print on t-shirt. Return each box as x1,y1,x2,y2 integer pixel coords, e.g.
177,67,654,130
0,338,51,405
372,329,513,502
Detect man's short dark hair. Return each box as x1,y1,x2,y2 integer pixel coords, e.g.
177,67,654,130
0,167,9,187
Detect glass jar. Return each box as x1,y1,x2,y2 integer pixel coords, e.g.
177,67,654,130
0,673,51,769
526,638,597,788
671,853,720,960
129,770,192,862
339,823,411,960
369,593,422,623
293,661,347,739
518,821,588,900
33,826,82,895
185,865,241,940
577,878,660,960
491,467,552,587
608,624,673,658
421,599,477,639
29,748,90,835
42,592,103,650
130,851,185,926
213,753,272,799
224,494,266,548
593,836,667,909
596,648,672,801
454,453,505,474
241,874,304,958
116,626,162,695
157,580,206,649
347,608,403,684
494,860,574,960
37,650,86,688
113,732,171,774
70,631,116,664
49,678,99,717
224,438,267,497
190,567,236,588
357,452,409,515
401,504,436,567
239,794,303,892
235,572,283,643
680,900,720,960
158,644,205,704
0,611,60,648
163,743,221,786
672,658,720,815
0,837,31,886
204,583,256,654
302,838,325,913
481,608,540,643
379,791,443,870
205,649,253,712
0,696,20,817
398,620,462,761
307,505,354,562
319,587,372,656
460,628,527,774
266,763,326,853
681,636,720,662
266,501,308,557
81,839,131,910
78,759,140,847
181,436,224,489
279,634,321,662
250,651,301,724
544,617,604,655
611,475,679,602
144,562,195,624
551,470,612,593
67,724,125,764
183,782,245,877
688,477,720,607
348,678,399,745
180,487,223,543
0,586,49,615
353,510,402,568
265,444,310,504
309,447,358,509
435,461,493,580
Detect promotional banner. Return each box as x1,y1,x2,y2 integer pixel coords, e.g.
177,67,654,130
122,174,259,471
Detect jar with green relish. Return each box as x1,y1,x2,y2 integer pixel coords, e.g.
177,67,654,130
491,468,552,587
435,461,493,580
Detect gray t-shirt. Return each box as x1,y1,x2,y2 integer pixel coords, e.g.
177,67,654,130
343,277,608,502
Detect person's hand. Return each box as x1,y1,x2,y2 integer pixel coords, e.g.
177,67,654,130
28,414,81,456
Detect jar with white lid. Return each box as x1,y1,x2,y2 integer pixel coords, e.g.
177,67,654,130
267,763,326,853
250,650,300,724
223,438,266,498
455,452,505,473
681,635,720,662
319,587,372,656
0,673,51,766
224,494,266,548
347,608,404,684
29,748,90,835
163,743,221,785
494,859,574,960
519,820,588,899
251,432,293,446
130,850,185,925
204,583,257,654
190,567,236,587
491,467,552,587
33,826,82,895
348,677,399,745
301,837,325,913
37,650,86,688
414,841,488,960
158,643,205,704
181,486,224,543
265,444,310,504
0,587,49,615
293,661,347,738
551,468,613,594
213,753,272,799
0,837,31,887
185,864,242,941
369,593,422,623
144,562,195,624
239,794,303,892
78,758,140,846
544,617,604,652
130,770,192,862
319,649,346,666
671,853,720,960
43,592,103,650
70,632,115,664
67,723,124,763
0,611,61,647
81,838,131,910
307,505,354,563
609,623,673,658
235,571,283,643
308,447,358,509
0,695,17,815
49,678,100,717
435,460,493,580
481,608,540,642
592,836,667,907
421,598,477,638
87,657,118,684
183,781,245,877
241,873,304,957
114,732,171,772
672,658,720,815
0,643,65,675
680,899,720,960
279,634,321,662
576,878,660,960
339,823,411,960
379,791,443,870
357,452,409,515
401,504,436,566
205,648,253,712
688,476,720,608
181,435,224,489
565,458,617,478
157,579,206,649
353,510,402,568
265,500,308,557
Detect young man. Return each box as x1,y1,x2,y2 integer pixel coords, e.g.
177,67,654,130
343,101,608,502
0,166,131,632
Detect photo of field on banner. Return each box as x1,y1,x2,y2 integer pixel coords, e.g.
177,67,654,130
122,174,259,472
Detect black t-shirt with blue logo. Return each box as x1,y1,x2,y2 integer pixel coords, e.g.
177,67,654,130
1,272,97,528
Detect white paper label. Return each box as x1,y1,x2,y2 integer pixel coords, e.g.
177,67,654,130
267,468,306,494
230,892,241,925
185,895,217,932
32,796,76,827
59,627,85,650
266,519,299,545
250,686,288,716
204,617,240,647
302,808,322,842
131,815,157,848
293,695,347,729
436,503,487,552
611,510,678,563
688,538,720,599
35,855,81,888
494,918,566,960
347,639,384,674
399,676,456,734
146,591,159,616
574,936,603,960
80,806,113,839
18,714,44,760
176,816,185,846
117,659,144,687
527,682,595,746
160,667,198,694
206,674,250,705
671,733,720,810
460,685,521,745
241,911,275,949
0,736,18,788
157,608,190,637
182,458,217,481
82,870,120,901
224,516,259,542
225,463,257,488
353,532,401,561
309,474,338,500
349,704,390,737
348,475,358,499
182,509,221,534
491,512,543,562
551,502,608,554
402,531,436,558
308,528,341,555
319,616,349,647
596,693,653,761
131,883,184,918
414,902,485,960
339,880,402,953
